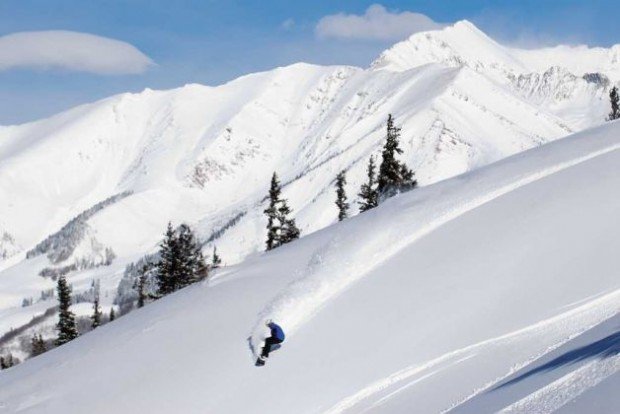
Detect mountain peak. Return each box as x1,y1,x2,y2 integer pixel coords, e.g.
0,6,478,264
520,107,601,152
448,19,483,34
370,20,525,74
371,20,620,82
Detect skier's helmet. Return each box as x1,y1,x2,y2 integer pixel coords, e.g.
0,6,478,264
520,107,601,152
265,319,273,326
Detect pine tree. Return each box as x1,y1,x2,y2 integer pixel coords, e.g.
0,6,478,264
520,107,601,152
30,334,46,357
156,222,208,296
264,173,281,251
377,114,416,199
276,199,300,245
212,246,222,269
156,222,180,295
176,224,208,287
136,265,148,308
91,280,102,329
264,172,300,250
335,170,349,221
0,354,14,369
608,86,620,121
358,156,379,212
55,275,78,346
135,261,157,307
109,307,116,322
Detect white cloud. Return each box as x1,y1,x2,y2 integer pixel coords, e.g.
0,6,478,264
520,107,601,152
281,19,295,31
315,4,445,41
0,31,154,75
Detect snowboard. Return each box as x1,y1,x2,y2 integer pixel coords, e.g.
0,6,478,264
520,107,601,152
248,336,281,367
248,336,265,366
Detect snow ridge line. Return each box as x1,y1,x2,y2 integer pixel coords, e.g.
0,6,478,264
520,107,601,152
324,290,620,414
250,139,620,357
396,140,620,257
499,354,620,413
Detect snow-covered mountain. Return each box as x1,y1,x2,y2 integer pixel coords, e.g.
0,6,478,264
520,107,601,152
1,116,619,413
0,20,619,386
373,21,620,79
373,21,618,128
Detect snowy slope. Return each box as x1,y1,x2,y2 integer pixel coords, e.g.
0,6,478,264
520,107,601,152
0,61,571,264
0,20,618,361
0,119,619,413
452,314,620,413
558,368,620,413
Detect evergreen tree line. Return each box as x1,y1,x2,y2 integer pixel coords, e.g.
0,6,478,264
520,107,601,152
265,114,415,247
1,277,108,366
45,222,222,360
30,334,46,357
334,114,417,222
144,224,221,306
155,223,208,296
26,275,119,362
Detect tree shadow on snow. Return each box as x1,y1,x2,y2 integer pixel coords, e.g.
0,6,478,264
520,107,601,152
493,328,620,390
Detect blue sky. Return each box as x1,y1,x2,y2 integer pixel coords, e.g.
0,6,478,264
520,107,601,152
1,0,618,124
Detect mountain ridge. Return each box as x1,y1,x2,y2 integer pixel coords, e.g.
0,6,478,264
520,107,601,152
372,19,620,79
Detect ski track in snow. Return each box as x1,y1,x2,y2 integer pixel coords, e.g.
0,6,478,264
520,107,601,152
360,354,477,413
499,354,620,413
250,138,620,356
323,291,620,414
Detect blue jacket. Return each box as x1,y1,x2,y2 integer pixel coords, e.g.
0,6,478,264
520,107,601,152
268,322,285,342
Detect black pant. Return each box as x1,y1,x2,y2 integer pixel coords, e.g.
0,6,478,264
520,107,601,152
261,337,282,358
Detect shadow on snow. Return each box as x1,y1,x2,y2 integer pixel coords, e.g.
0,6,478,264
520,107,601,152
493,328,620,390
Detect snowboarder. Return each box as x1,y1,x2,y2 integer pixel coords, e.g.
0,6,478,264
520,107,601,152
256,320,285,366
